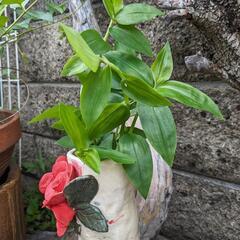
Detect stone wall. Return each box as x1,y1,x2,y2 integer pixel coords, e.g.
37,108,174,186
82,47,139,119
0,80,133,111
18,1,240,239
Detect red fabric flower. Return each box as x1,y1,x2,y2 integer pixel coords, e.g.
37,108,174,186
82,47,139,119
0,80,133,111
39,155,82,237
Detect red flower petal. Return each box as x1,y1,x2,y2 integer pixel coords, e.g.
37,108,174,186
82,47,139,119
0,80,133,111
56,155,67,163
52,161,68,177
39,172,54,194
51,202,75,237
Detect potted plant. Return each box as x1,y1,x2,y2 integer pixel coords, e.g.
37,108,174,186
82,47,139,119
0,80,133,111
30,1,223,239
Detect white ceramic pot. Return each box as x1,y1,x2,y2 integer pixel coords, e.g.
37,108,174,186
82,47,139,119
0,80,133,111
67,149,140,240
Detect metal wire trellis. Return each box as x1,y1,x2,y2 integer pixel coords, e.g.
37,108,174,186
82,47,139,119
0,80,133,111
0,7,22,167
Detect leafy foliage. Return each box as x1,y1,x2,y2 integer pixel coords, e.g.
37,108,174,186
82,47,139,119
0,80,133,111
30,1,223,202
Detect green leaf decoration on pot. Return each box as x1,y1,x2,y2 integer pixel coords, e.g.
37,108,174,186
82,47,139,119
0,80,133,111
64,175,99,207
77,203,108,233
64,176,108,233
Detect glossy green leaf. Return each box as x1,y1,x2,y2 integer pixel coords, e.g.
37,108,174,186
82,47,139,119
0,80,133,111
1,0,23,4
60,24,100,72
51,120,64,131
77,203,108,233
26,10,53,22
47,2,66,14
105,51,154,85
81,66,112,128
61,55,87,77
64,175,99,207
103,0,123,18
110,25,152,57
152,42,173,84
79,148,101,173
89,103,130,139
0,16,8,27
95,147,136,164
137,104,177,166
81,29,111,55
121,77,172,107
116,3,164,25
60,103,89,150
157,81,224,119
119,133,153,199
115,41,136,55
29,105,60,124
56,136,74,148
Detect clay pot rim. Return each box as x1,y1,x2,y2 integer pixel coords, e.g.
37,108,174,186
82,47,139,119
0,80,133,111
0,110,20,130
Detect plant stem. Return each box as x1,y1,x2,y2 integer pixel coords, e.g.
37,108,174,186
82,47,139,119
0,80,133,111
130,114,138,133
0,0,39,39
103,20,113,41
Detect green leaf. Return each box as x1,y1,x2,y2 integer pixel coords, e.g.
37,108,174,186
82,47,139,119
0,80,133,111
103,0,123,18
80,148,101,174
137,104,177,166
59,24,100,72
157,81,224,119
115,41,136,55
26,10,53,22
89,103,130,139
0,16,8,27
95,147,136,164
51,120,64,130
81,29,111,55
13,18,30,30
1,0,23,4
56,136,74,148
116,3,164,25
64,175,99,207
60,103,89,150
47,2,66,14
105,51,154,85
119,133,153,199
29,105,60,124
80,66,112,128
61,55,88,77
77,203,108,233
152,42,173,84
110,25,152,57
121,76,172,107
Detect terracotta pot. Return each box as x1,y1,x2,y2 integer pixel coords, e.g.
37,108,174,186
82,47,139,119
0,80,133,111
0,164,25,240
0,110,21,180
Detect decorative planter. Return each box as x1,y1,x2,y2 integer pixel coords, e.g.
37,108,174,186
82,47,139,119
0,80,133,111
0,110,21,181
0,164,25,240
67,148,172,240
67,149,140,240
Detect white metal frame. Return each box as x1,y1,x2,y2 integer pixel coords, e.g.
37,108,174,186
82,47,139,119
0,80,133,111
0,7,22,166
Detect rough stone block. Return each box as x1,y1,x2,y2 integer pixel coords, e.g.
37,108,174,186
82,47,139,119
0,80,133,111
19,15,74,83
161,170,240,240
172,82,240,183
